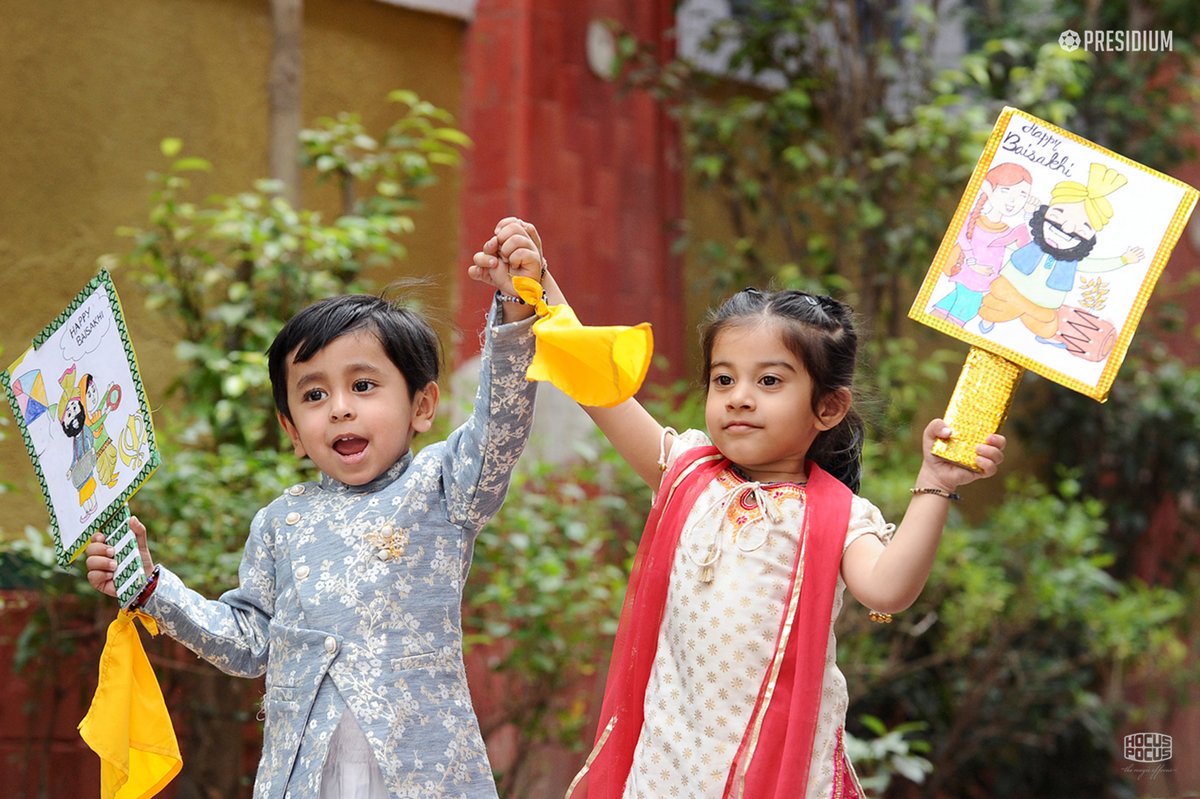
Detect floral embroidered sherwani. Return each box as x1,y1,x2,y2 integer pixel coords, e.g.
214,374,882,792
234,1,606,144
143,304,536,799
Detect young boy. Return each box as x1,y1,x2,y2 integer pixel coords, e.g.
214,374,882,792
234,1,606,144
85,222,546,799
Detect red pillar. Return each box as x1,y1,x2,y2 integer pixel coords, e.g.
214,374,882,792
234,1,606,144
456,0,684,380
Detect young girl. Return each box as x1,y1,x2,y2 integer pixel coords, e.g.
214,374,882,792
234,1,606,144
473,221,1004,799
932,162,1034,327
84,221,547,799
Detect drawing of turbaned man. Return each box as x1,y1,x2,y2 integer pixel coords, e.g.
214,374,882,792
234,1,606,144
978,162,1144,351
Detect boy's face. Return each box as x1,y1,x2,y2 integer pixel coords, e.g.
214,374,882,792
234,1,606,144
277,330,438,486
61,398,85,437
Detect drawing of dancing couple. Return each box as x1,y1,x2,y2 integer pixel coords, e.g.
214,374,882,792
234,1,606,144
932,161,1143,353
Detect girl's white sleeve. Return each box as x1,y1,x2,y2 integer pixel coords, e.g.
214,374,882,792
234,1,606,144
843,494,894,552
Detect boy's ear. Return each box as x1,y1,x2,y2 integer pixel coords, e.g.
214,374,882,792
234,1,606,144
278,411,306,457
409,381,440,434
815,388,852,432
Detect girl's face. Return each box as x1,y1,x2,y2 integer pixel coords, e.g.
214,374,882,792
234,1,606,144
987,180,1032,218
704,320,844,484
277,330,438,485
83,377,99,418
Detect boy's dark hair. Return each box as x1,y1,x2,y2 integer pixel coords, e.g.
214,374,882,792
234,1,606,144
700,288,865,493
268,294,442,421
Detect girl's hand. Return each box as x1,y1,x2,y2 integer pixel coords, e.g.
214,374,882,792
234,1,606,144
85,515,155,598
468,217,546,297
915,418,1006,492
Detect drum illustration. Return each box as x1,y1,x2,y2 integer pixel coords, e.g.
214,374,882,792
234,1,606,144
1055,306,1116,362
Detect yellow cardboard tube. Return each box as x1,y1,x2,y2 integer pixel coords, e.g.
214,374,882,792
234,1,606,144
933,347,1023,471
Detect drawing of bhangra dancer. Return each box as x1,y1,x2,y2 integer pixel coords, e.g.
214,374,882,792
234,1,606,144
978,162,1144,348
81,372,121,489
58,366,99,521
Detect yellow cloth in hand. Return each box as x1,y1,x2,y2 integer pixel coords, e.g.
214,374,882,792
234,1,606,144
79,610,182,799
512,276,653,408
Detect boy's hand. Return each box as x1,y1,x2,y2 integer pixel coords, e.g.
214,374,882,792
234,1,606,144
85,515,155,599
469,217,546,297
915,418,1006,492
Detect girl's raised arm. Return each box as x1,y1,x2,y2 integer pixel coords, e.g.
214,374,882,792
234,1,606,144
581,399,668,489
841,419,1005,613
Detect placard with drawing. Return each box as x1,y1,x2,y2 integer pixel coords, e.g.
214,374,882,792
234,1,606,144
2,270,159,605
910,106,1198,402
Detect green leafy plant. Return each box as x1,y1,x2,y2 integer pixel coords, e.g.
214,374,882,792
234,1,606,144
845,716,933,795
840,475,1187,798
465,438,643,795
1,91,468,799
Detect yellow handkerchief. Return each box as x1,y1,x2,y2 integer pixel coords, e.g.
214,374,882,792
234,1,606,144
79,610,182,799
513,276,653,408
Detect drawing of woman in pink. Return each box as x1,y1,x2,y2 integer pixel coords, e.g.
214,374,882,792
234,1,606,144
932,163,1035,326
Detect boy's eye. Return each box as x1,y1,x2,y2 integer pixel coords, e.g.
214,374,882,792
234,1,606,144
302,388,327,402
353,379,375,392
760,375,781,387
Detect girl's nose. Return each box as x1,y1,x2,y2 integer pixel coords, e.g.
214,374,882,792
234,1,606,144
727,389,754,409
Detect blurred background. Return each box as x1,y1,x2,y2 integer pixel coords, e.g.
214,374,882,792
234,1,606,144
1,1,1198,797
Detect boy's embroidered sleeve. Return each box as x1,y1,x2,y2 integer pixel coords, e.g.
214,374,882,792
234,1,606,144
443,299,538,533
141,507,276,678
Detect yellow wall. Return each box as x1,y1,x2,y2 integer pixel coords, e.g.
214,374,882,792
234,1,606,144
0,0,465,535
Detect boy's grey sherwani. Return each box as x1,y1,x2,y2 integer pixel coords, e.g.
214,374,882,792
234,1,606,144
145,306,536,798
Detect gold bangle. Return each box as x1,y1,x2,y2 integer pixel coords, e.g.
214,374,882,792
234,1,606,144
910,486,961,501
868,611,894,624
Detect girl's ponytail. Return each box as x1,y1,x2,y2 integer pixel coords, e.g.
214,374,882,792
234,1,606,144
809,408,864,493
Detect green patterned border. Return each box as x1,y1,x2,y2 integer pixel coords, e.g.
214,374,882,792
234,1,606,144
104,505,149,607
2,270,161,568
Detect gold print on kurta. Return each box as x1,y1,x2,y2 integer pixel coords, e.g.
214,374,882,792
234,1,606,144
363,520,410,561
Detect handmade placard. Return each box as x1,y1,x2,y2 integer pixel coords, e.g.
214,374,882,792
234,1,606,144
909,107,1198,467
2,271,159,602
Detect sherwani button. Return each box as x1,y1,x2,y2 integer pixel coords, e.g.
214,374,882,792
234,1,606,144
287,485,305,496
324,637,337,655
295,565,310,580
285,512,301,525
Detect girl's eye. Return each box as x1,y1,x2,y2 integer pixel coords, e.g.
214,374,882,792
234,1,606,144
353,379,374,392
713,374,734,387
303,388,326,402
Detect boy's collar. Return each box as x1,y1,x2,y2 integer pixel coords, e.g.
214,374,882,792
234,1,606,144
319,451,413,494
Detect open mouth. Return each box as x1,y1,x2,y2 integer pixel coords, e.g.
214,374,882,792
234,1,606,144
332,435,369,459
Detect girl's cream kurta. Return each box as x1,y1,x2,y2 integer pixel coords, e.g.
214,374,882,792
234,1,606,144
622,430,890,799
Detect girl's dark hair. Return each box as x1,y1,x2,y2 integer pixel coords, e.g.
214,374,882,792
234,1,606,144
267,293,442,422
700,288,865,492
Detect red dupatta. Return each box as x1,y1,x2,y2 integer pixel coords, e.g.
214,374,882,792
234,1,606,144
567,446,853,799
